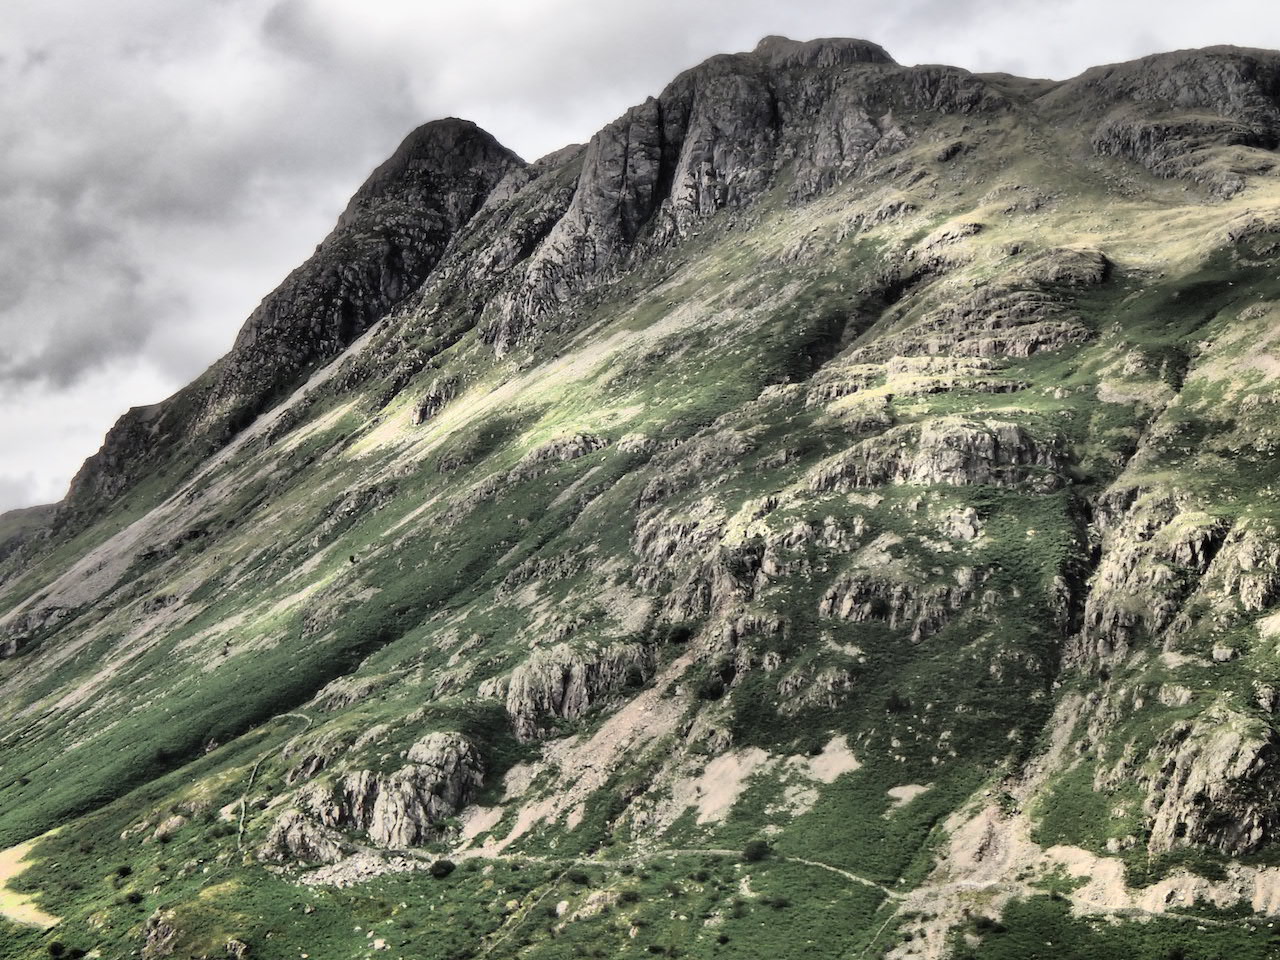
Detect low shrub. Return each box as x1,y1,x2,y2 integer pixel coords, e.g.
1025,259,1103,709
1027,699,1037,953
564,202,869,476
742,840,771,862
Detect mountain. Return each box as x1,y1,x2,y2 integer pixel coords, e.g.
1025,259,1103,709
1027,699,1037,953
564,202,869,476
2,35,1280,960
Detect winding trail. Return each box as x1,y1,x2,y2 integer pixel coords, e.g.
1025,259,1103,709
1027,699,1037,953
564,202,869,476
463,848,898,957
779,854,900,898
320,836,903,956
477,867,571,959
237,712,312,851
322,834,1242,960
339,838,902,900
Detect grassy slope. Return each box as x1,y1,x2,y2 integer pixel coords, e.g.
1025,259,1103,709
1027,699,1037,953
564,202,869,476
1,105,1279,959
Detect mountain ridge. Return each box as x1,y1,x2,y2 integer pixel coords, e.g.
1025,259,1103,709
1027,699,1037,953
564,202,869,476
33,36,1280,533
2,35,1280,960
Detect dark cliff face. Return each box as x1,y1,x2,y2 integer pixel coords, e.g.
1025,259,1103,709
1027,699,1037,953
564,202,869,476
484,36,1004,353
61,388,212,523
211,118,524,426
60,119,523,526
58,38,930,524
49,39,1280,529
1038,46,1280,195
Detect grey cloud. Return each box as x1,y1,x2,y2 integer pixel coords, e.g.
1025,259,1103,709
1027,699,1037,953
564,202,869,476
0,0,424,392
0,474,41,514
261,0,340,62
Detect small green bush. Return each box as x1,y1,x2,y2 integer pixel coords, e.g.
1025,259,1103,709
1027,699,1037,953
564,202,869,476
742,840,771,862
429,859,456,879
695,676,725,700
662,624,693,644
973,915,1005,934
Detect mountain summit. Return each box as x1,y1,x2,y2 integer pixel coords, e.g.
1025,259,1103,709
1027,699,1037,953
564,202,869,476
3,36,1280,960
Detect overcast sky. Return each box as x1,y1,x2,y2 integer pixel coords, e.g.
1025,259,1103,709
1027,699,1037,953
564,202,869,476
2,0,1277,512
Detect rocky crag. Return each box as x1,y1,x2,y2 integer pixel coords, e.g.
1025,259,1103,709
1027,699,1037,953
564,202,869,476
3,36,1280,960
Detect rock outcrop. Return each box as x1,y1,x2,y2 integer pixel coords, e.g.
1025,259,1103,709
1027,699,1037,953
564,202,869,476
0,604,68,660
142,909,180,960
1070,489,1229,667
819,566,983,642
1040,46,1280,196
261,809,347,864
851,248,1108,362
808,417,1071,493
1103,709,1280,855
411,376,460,425
1196,520,1280,617
266,732,483,858
498,642,655,740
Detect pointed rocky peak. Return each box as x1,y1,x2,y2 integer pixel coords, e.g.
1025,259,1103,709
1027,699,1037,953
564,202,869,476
219,114,523,400
752,35,895,69
338,117,525,228
58,117,524,526
394,115,510,157
484,35,996,354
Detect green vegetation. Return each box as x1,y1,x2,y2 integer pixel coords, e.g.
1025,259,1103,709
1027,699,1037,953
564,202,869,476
953,895,1280,960
2,50,1280,959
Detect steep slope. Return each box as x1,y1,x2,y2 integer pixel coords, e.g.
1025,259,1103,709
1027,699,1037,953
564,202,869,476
3,36,1280,960
54,118,523,530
